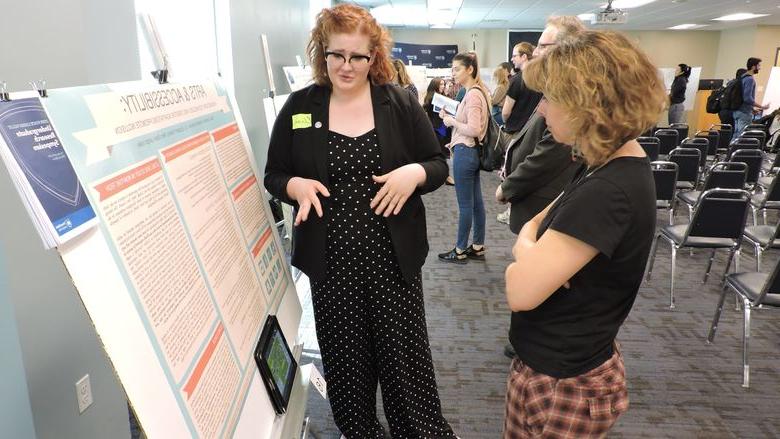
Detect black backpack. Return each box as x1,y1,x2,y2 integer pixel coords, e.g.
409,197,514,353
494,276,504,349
472,86,505,171
706,86,726,114
720,77,745,111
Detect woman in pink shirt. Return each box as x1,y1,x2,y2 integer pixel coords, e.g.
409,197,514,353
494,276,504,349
438,52,490,263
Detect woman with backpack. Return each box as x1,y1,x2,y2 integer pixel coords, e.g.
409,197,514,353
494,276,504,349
668,63,691,124
438,51,490,263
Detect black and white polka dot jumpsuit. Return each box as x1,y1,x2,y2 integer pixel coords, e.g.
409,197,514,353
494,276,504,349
309,129,455,439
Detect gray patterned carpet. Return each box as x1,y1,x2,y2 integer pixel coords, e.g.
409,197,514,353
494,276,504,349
298,171,780,439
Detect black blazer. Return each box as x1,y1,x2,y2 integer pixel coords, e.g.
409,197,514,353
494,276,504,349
500,112,582,233
264,83,447,282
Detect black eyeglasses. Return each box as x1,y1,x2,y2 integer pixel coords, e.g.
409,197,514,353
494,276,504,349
324,51,371,65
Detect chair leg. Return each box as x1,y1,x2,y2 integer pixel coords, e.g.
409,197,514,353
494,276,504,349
670,245,677,309
707,283,729,343
646,234,660,280
668,207,674,225
762,208,768,226
703,249,716,283
756,244,762,272
751,206,759,226
742,300,752,388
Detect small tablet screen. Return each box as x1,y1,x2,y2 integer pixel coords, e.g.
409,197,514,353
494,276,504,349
254,315,297,414
264,329,293,393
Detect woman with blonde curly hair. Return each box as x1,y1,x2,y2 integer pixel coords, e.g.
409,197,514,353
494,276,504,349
264,3,455,438
503,30,665,438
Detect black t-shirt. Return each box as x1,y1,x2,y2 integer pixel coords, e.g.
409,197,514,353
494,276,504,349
509,156,656,378
504,70,542,133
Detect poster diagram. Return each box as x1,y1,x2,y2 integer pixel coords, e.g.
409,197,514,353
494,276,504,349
42,79,294,438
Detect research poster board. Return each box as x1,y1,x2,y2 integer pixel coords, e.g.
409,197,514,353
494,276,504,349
762,66,780,114
660,66,702,112
42,79,297,438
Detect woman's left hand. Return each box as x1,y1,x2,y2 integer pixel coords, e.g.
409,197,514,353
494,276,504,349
371,164,426,216
439,109,455,127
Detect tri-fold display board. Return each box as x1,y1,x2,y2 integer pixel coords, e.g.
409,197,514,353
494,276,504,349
0,79,300,438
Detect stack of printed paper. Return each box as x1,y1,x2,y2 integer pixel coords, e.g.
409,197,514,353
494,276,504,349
0,96,96,248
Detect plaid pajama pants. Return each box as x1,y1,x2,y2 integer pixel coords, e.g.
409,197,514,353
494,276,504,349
503,347,629,438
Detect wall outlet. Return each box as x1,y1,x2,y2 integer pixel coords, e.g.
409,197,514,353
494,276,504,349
75,374,93,414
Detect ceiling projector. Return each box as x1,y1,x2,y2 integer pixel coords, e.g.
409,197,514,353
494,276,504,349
592,1,627,25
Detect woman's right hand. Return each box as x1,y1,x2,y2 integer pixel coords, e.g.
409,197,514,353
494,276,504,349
286,177,330,226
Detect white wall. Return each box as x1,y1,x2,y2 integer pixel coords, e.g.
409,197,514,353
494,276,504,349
218,0,314,173
0,0,139,437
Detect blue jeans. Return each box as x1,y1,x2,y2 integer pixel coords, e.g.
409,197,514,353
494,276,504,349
492,105,504,126
452,144,485,250
733,110,753,140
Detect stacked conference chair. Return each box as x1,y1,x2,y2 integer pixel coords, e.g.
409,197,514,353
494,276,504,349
655,128,679,156
676,162,747,221
707,254,780,388
681,137,709,171
695,129,720,162
749,172,780,225
646,189,751,309
651,161,678,225
669,123,690,143
742,221,780,272
710,123,733,156
728,149,763,190
668,147,700,190
638,137,661,162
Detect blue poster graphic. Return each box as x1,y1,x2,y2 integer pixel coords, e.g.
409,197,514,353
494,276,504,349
0,98,95,238
392,42,458,68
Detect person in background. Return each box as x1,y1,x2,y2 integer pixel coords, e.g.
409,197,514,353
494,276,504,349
392,58,419,101
502,42,541,134
438,51,490,263
424,77,455,185
719,68,747,128
264,4,456,437
496,15,586,358
668,63,691,124
734,57,770,138
500,61,515,79
492,66,510,125
504,29,665,438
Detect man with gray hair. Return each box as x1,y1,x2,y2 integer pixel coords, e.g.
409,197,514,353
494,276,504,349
496,16,586,358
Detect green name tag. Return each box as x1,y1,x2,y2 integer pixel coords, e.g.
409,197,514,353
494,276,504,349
292,113,312,129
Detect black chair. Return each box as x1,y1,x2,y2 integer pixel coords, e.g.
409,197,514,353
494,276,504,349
646,188,751,309
652,161,678,225
750,173,780,225
695,129,720,158
747,123,769,136
669,123,689,142
724,137,761,162
676,162,747,220
760,151,780,176
711,123,733,154
668,147,700,190
655,128,679,156
728,149,763,189
707,255,780,388
638,137,660,162
743,221,780,272
681,137,709,171
740,130,767,150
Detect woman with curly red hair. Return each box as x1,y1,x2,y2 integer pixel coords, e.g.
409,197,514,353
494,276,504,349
264,4,456,438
